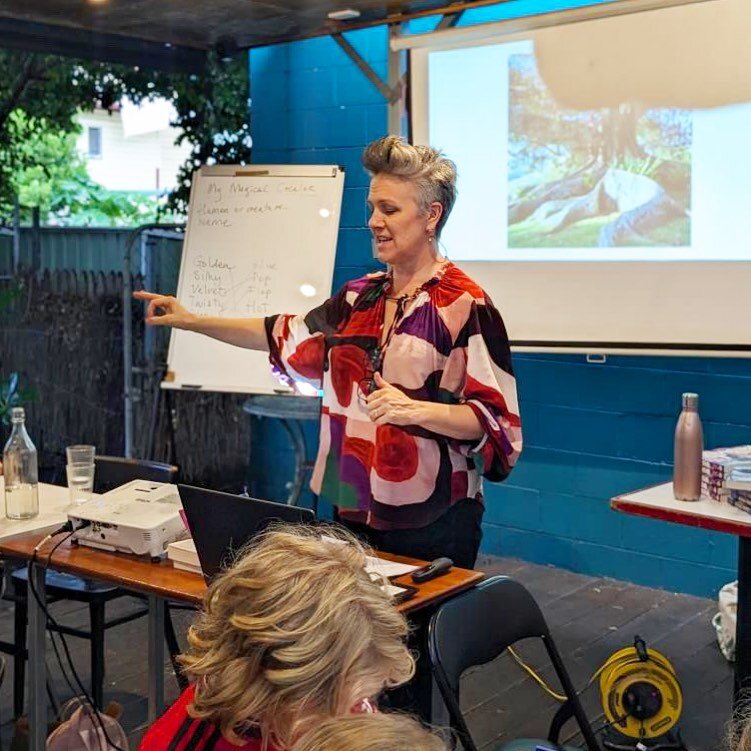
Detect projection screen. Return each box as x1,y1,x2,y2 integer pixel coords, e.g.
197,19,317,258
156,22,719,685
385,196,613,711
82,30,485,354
406,0,751,355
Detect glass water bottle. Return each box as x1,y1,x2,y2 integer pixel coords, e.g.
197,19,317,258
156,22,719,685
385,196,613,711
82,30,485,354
3,407,39,519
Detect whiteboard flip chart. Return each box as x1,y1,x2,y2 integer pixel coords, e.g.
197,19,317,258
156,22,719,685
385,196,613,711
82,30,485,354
163,165,344,393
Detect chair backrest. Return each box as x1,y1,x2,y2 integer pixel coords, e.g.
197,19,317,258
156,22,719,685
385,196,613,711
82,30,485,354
428,576,600,751
431,576,549,695
94,455,178,494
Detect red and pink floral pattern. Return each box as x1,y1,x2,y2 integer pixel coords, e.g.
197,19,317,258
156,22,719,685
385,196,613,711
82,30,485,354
265,263,522,531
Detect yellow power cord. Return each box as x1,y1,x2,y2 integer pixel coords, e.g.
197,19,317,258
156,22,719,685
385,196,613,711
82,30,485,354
507,641,682,740
507,646,568,702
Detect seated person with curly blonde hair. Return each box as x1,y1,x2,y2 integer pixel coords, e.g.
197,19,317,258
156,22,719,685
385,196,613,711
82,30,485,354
292,713,449,751
139,526,414,751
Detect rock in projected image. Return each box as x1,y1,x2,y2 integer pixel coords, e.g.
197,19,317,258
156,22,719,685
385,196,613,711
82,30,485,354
508,54,692,248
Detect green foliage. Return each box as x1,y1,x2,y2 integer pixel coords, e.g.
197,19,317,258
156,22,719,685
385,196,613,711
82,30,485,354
0,49,252,223
6,110,86,220
509,213,691,249
0,281,23,313
53,188,177,227
3,110,176,226
509,215,613,248
0,372,36,426
616,153,662,179
110,53,253,214
0,372,19,426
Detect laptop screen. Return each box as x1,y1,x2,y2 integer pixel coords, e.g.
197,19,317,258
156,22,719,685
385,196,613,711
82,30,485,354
177,484,315,581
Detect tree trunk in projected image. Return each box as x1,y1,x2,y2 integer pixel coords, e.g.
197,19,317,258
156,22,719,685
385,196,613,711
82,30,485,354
507,54,692,249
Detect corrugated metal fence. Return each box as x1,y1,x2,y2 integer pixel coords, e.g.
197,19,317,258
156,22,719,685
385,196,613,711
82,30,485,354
0,226,183,289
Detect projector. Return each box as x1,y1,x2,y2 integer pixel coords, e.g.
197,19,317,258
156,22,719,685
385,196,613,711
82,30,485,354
69,480,188,559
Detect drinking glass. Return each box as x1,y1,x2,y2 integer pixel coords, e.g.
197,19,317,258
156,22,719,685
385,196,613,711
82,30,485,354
66,461,95,506
66,445,95,465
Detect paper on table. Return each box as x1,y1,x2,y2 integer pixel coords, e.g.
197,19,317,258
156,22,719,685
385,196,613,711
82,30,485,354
381,583,412,600
365,556,419,578
321,535,419,577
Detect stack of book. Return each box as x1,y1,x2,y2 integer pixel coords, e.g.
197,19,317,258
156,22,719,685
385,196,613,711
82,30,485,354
167,538,202,575
701,445,751,501
726,467,751,515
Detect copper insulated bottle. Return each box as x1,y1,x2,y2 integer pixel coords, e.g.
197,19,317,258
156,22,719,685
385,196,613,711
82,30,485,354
673,392,703,501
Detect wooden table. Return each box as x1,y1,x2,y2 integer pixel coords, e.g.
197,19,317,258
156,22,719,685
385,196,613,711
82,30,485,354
0,532,483,751
612,481,751,711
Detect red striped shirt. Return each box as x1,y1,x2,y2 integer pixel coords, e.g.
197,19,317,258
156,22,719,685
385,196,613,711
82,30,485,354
138,686,279,751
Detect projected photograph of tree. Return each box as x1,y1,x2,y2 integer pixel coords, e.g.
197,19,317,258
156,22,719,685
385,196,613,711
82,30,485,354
508,54,692,248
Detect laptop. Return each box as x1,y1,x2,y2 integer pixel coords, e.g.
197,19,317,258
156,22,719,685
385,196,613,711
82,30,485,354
177,484,315,582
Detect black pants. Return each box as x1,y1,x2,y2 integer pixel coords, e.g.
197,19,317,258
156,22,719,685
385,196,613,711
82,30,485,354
335,499,484,721
335,498,484,570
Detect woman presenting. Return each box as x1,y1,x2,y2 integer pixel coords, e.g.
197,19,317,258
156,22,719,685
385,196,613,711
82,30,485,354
135,135,522,569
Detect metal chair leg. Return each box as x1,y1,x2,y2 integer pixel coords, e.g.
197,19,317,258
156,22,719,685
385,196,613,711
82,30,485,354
13,594,27,718
164,606,189,691
89,600,106,709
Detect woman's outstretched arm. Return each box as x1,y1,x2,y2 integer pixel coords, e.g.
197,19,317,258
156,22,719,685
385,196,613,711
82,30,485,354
133,290,269,351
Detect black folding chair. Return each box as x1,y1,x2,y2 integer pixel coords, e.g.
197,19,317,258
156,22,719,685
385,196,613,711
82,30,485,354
428,576,600,751
93,455,179,493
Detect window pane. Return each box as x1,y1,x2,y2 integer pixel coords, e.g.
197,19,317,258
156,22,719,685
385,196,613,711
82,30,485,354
88,127,102,157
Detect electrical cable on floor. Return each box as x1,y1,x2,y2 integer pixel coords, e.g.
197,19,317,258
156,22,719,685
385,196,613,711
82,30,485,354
507,646,568,702
49,627,79,705
28,524,127,751
507,642,658,704
507,644,613,703
45,672,61,718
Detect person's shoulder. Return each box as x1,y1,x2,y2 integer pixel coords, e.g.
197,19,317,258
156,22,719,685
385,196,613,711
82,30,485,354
440,263,488,302
338,268,388,303
137,685,196,750
345,268,388,291
433,264,491,317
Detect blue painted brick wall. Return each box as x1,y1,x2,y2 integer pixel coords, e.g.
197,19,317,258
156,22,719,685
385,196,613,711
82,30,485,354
248,28,388,512
248,4,749,597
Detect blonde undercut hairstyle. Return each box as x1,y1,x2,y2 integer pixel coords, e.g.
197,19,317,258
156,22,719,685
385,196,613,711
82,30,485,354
292,713,450,751
179,526,415,749
362,135,457,237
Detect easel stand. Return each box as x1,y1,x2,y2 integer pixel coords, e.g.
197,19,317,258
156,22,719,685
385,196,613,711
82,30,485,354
145,382,178,468
122,222,184,459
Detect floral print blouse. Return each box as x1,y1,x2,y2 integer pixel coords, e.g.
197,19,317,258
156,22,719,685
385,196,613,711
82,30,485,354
265,262,522,531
